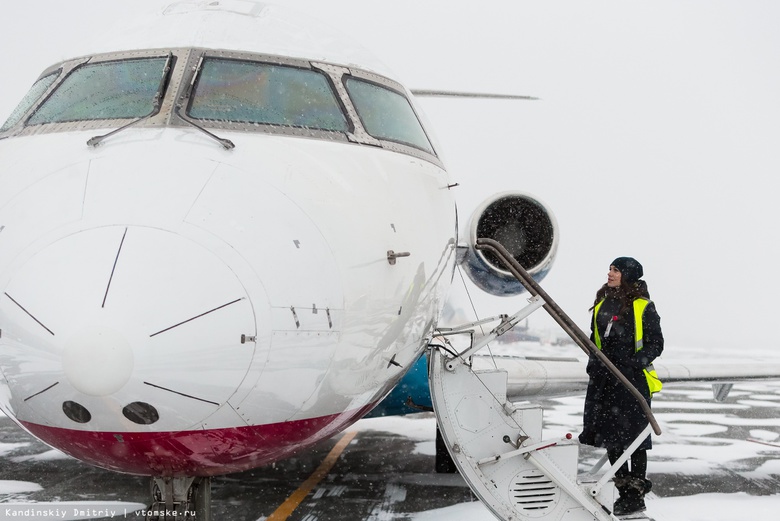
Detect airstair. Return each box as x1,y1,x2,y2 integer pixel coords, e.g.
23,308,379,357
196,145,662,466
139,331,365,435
429,239,660,521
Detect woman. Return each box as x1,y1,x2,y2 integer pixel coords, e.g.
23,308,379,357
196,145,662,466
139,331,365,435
578,257,663,516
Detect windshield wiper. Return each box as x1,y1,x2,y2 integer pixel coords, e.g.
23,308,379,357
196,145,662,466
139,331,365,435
173,55,235,150
87,53,175,148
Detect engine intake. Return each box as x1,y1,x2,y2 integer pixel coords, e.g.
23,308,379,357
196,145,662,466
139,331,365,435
460,192,558,296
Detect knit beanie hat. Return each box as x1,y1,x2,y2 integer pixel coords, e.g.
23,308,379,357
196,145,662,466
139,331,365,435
611,257,643,283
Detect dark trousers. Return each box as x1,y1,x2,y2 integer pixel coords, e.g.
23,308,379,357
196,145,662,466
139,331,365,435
608,448,647,479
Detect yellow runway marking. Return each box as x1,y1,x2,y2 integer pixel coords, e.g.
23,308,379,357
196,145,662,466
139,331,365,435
266,430,358,520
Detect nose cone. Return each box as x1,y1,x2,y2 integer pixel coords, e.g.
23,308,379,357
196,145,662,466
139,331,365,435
0,225,258,428
63,325,134,396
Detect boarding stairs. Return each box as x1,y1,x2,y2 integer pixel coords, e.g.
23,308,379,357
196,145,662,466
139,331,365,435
429,239,660,521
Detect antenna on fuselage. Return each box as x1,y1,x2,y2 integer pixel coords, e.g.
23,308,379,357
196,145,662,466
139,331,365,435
410,89,539,101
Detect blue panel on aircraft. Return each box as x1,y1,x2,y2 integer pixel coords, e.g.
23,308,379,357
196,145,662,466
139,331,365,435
366,352,432,417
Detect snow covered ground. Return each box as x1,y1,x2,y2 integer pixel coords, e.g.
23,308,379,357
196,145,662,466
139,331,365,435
0,352,779,520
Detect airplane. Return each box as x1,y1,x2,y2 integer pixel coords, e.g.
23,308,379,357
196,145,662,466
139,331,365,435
1,2,779,520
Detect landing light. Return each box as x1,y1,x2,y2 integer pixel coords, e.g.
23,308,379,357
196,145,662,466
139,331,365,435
123,402,160,425
62,401,91,424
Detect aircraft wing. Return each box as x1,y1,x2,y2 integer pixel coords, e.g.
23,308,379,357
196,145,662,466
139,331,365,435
478,355,780,402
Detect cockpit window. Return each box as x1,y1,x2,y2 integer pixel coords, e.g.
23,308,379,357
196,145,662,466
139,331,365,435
188,58,348,132
344,77,434,154
27,57,168,125
0,71,59,131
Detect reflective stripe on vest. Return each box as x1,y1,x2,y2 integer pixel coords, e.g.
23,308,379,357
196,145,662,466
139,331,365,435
593,298,663,396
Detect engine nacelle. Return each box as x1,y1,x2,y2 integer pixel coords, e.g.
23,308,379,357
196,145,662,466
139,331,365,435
460,192,559,296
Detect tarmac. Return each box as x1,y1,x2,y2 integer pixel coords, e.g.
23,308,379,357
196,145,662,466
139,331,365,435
1,381,779,520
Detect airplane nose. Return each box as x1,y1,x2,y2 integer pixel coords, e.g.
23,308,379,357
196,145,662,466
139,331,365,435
63,325,134,397
1,225,258,425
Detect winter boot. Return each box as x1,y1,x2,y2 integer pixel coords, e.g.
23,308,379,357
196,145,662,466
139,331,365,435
627,475,652,495
614,477,648,515
612,477,631,515
613,489,644,516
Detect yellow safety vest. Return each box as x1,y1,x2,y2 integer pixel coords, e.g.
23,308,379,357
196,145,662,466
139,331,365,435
593,298,663,396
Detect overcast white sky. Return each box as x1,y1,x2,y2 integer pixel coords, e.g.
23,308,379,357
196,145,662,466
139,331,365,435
2,1,779,353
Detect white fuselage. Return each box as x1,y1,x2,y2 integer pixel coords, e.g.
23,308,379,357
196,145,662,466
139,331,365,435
0,2,456,476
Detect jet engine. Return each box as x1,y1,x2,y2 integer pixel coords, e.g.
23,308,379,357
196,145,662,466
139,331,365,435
459,192,559,296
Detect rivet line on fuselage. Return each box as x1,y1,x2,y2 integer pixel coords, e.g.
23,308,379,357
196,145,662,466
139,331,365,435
149,298,243,337
101,227,128,309
4,292,55,336
23,381,59,402
143,381,219,406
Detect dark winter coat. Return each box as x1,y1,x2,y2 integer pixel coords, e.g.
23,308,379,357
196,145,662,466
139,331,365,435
579,294,664,451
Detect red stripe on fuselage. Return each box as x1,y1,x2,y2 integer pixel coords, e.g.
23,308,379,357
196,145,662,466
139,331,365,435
21,404,375,476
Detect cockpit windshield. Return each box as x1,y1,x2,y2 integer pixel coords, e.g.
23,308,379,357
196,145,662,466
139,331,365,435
2,49,439,164
188,58,348,132
344,77,434,154
0,71,59,132
27,57,169,125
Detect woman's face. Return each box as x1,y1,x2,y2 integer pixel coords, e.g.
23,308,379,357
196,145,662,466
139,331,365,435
607,265,622,287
